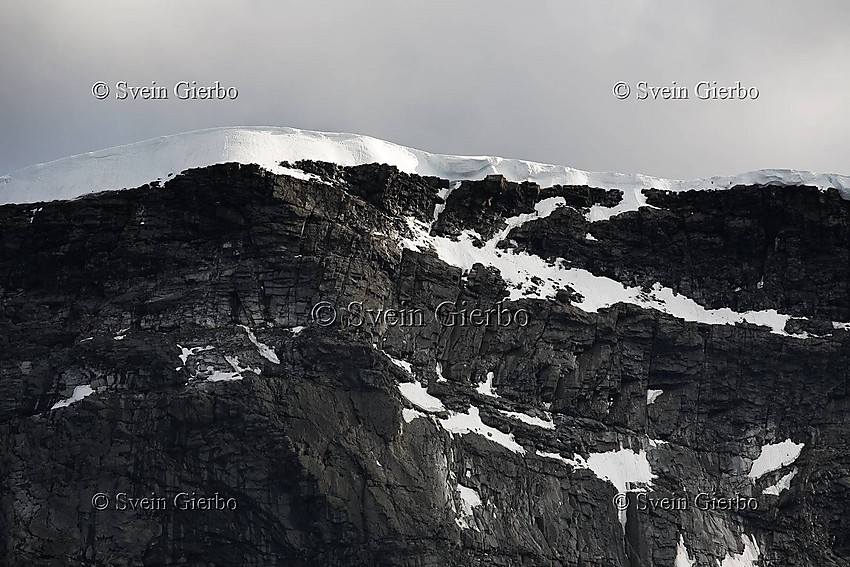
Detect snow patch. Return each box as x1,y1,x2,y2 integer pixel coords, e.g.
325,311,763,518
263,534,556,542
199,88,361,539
398,381,446,412
439,406,525,455
402,408,426,423
647,389,664,405
585,233,598,241
51,385,94,409
475,371,498,397
748,439,804,479
206,371,242,382
584,448,655,494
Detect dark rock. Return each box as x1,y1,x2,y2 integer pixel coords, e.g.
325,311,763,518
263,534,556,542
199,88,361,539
1,163,848,566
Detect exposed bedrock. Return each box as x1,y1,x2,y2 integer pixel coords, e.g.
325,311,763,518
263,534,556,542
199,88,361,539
1,163,848,566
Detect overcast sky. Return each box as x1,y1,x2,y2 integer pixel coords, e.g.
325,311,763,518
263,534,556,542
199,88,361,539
1,1,848,179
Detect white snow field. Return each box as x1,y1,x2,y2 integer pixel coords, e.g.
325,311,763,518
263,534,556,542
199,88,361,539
2,126,849,206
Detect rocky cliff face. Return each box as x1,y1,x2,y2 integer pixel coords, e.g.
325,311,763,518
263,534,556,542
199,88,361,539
1,161,849,566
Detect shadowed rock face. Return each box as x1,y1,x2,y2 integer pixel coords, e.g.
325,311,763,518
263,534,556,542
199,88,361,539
1,162,848,566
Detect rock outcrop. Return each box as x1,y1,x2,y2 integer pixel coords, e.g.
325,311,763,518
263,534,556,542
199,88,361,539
1,162,848,566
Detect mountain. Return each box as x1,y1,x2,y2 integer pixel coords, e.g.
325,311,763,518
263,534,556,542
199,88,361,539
1,128,849,566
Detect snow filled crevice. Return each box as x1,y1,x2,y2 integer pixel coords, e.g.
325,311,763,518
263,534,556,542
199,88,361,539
3,126,848,206
496,197,567,242
537,451,588,468
435,362,447,383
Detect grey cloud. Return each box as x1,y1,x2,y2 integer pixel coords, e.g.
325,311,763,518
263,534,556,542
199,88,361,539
1,0,848,179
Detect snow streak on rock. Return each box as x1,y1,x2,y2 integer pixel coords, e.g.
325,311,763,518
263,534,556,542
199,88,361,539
238,325,280,364
401,211,805,337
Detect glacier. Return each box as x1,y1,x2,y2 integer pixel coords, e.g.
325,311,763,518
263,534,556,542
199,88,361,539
2,126,849,206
